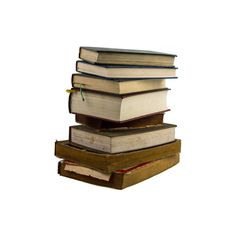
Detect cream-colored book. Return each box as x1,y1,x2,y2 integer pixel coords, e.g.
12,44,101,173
79,47,176,67
72,73,175,94
69,123,176,153
76,61,177,78
69,88,169,122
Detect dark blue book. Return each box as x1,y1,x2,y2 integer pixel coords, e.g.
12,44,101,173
72,72,177,95
79,46,177,67
76,60,177,78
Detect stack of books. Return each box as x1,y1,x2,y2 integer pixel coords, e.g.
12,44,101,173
55,47,181,189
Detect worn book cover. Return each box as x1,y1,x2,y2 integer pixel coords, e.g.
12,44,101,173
69,123,176,153
55,139,181,173
58,153,180,189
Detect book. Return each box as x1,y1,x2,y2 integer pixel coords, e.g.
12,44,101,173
72,73,170,95
55,139,181,173
69,123,176,153
76,61,177,78
58,153,180,189
72,73,176,95
69,88,169,122
79,47,177,67
75,113,164,129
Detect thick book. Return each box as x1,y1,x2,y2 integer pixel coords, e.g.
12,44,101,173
79,47,177,67
72,73,176,95
69,123,176,153
58,153,180,189
76,61,177,78
55,139,181,173
75,113,164,129
69,88,169,122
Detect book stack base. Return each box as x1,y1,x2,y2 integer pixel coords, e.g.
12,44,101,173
55,139,181,189
58,154,179,190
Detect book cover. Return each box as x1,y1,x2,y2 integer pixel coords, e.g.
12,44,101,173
55,139,181,173
76,61,177,78
79,47,177,67
80,46,177,56
58,153,180,189
69,88,170,122
75,113,165,129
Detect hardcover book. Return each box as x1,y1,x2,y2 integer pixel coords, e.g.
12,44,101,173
69,88,169,122
79,47,177,67
72,73,176,95
75,113,165,129
58,153,180,189
69,123,176,153
76,61,177,78
55,139,181,173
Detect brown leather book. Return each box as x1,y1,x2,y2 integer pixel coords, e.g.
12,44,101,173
75,113,164,129
55,139,181,173
58,153,180,189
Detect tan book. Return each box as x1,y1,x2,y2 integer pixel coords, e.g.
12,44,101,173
58,153,180,189
69,88,169,122
79,47,176,67
55,139,181,173
76,61,177,78
72,73,176,95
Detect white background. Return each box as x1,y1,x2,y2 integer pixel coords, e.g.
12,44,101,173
1,0,236,235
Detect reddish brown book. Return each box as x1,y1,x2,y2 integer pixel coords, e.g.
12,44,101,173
75,113,164,129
